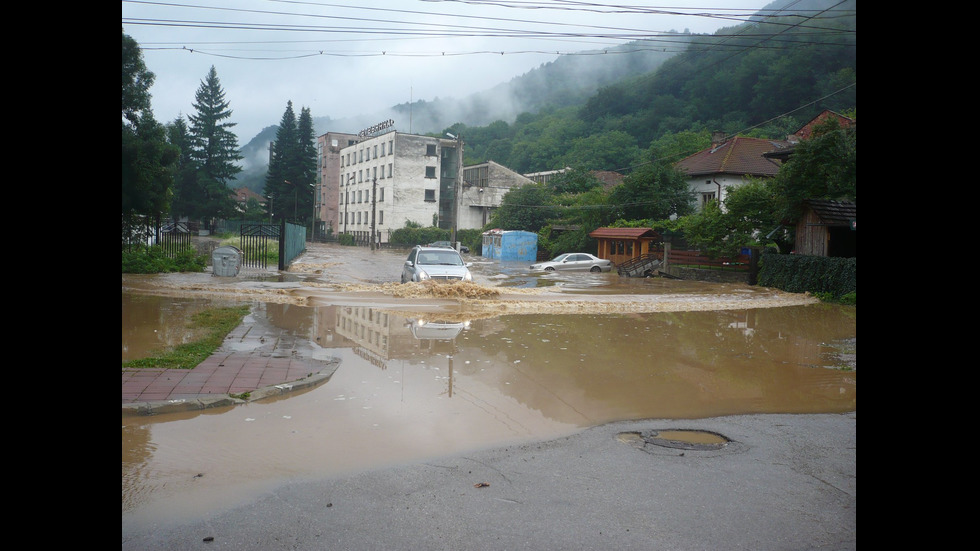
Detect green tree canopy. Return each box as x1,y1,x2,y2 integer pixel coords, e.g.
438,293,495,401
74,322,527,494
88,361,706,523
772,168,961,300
769,119,856,224
121,29,177,222
608,162,693,222
489,183,558,233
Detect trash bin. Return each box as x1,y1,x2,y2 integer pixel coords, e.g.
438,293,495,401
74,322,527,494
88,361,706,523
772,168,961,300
212,245,242,277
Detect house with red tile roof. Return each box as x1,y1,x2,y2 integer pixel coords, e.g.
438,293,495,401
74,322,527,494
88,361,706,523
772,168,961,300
674,133,792,211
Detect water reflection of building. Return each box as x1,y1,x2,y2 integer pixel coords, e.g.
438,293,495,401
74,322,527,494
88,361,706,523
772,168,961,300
333,306,393,369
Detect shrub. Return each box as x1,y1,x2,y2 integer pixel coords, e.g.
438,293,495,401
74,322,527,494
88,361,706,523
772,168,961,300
121,245,207,274
758,252,855,302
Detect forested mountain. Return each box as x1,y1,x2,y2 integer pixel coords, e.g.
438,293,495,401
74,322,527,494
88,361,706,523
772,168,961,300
234,0,855,192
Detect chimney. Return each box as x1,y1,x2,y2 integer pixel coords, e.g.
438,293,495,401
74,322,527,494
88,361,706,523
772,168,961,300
711,131,727,146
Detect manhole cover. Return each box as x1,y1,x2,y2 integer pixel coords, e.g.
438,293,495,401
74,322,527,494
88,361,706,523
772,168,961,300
619,429,733,452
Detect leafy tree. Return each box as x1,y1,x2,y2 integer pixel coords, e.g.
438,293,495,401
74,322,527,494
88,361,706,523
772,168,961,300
670,201,740,259
647,129,711,164
122,28,153,126
768,119,856,224
181,65,242,229
607,161,693,222
489,183,558,232
559,130,641,172
121,29,178,223
122,113,178,221
243,197,267,222
546,166,603,195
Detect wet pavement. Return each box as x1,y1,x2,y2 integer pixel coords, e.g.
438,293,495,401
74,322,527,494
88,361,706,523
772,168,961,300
122,303,339,415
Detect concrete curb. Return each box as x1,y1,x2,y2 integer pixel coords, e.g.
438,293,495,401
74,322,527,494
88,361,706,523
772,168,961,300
121,361,340,417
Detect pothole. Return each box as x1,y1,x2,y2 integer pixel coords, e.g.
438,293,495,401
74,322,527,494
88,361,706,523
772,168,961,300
618,429,737,453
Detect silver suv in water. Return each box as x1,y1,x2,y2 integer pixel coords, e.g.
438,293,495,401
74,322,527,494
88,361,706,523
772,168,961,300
401,245,473,283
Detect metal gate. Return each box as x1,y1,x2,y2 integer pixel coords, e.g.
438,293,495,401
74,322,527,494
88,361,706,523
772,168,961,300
240,223,280,269
159,221,192,258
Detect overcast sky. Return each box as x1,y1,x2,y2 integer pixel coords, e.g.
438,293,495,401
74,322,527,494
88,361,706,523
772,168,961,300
122,0,775,142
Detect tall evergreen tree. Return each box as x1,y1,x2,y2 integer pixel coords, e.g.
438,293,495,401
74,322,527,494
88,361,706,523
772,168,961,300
167,115,200,222
296,106,318,225
181,65,241,229
265,101,298,223
264,101,316,224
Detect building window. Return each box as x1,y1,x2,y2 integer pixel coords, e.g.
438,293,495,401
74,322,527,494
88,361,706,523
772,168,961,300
701,192,716,207
426,144,436,156
381,142,386,156
373,145,378,158
379,211,383,225
389,140,393,154
373,167,377,181
379,187,384,202
425,189,436,202
425,166,436,179
388,163,393,177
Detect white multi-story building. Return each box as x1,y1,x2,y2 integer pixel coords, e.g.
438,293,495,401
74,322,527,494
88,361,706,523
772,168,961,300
338,131,462,245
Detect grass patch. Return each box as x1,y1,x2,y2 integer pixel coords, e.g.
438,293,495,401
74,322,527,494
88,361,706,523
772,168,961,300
122,305,252,370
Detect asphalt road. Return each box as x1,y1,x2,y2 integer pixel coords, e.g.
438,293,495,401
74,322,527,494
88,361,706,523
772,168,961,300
122,412,856,551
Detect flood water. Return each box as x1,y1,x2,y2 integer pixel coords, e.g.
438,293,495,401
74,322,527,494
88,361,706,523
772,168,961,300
122,284,855,531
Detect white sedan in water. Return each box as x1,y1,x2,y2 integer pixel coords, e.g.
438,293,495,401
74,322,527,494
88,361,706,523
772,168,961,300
530,253,614,273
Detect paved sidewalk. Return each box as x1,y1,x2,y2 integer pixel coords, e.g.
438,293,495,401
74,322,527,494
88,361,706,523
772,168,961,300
122,305,340,416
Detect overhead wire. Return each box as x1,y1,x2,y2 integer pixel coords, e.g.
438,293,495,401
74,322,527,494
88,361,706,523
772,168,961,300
122,0,853,60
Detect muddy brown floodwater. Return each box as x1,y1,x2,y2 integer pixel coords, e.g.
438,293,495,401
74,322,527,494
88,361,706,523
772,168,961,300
122,242,855,532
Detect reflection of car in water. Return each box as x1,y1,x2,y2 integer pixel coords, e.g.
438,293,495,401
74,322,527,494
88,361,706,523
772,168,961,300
409,318,470,340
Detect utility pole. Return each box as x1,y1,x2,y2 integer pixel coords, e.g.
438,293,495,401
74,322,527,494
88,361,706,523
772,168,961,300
447,133,463,247
370,177,377,251
344,175,352,235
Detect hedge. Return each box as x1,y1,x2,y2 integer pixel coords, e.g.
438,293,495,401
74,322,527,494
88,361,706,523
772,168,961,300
757,252,855,300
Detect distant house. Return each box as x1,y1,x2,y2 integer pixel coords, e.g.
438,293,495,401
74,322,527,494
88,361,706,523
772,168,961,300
795,199,855,257
231,187,266,212
790,109,854,143
674,133,792,210
591,170,625,190
764,110,856,163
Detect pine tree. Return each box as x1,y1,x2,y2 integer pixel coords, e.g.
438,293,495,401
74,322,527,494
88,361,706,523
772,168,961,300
264,101,319,226
265,101,298,223
296,106,318,225
183,65,242,229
